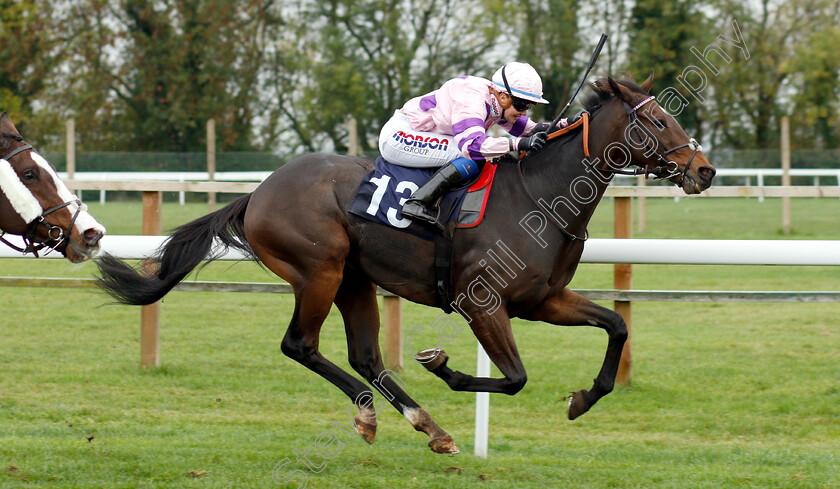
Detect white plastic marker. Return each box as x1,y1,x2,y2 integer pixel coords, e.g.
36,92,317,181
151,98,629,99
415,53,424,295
474,343,491,458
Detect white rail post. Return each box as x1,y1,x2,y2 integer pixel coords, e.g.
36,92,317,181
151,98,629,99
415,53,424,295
474,343,491,458
99,173,107,205
179,174,186,206
758,173,765,203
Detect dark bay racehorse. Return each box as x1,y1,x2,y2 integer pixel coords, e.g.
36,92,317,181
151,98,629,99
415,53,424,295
0,112,105,262
95,75,715,453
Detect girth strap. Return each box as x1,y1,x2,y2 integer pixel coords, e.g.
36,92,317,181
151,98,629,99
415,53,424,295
434,232,453,313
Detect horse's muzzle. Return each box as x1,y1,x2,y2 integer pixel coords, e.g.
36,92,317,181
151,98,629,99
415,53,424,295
64,227,105,263
680,160,716,194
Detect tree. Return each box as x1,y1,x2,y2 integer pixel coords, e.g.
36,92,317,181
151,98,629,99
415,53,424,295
624,0,715,141
0,0,59,139
580,0,631,78
49,0,283,152
263,0,506,154
710,0,839,149
510,0,582,122
790,25,840,149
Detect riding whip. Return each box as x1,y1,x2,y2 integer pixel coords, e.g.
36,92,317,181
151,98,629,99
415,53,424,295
547,33,608,134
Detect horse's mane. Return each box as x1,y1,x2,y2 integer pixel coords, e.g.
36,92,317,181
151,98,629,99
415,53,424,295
1,132,23,142
581,77,648,113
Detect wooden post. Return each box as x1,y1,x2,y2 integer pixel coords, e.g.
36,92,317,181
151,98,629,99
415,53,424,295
636,174,646,234
141,191,162,368
66,119,76,178
345,118,402,369
614,196,632,386
347,116,359,157
345,116,403,368
66,119,77,198
781,116,791,234
382,296,403,370
207,119,217,212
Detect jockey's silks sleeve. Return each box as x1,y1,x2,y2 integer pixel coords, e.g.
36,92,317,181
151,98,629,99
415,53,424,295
402,76,538,163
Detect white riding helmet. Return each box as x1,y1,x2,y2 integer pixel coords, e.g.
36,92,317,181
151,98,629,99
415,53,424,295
491,62,550,104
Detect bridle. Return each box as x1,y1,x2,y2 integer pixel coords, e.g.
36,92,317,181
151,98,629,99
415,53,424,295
600,95,703,184
0,141,83,257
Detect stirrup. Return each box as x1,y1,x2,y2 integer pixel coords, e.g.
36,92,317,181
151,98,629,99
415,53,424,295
401,200,444,230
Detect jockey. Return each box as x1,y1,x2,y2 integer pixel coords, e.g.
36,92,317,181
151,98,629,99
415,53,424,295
379,62,562,225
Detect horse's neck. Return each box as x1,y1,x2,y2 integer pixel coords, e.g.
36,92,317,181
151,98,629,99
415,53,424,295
514,120,620,240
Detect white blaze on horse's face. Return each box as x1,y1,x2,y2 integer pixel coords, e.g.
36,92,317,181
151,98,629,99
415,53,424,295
29,153,107,238
0,157,43,223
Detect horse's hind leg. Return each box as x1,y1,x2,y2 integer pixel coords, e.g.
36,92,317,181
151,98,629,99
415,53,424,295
333,270,458,454
522,287,628,419
269,258,383,442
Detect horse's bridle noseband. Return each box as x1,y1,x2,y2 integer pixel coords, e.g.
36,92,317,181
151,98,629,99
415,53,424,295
0,142,83,257
602,95,703,185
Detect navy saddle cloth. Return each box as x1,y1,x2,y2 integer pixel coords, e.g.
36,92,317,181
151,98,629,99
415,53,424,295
348,156,470,239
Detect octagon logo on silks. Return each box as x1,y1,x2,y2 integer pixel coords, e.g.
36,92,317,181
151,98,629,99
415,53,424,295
392,130,450,151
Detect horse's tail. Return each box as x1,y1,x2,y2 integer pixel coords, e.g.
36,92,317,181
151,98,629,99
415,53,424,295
95,194,254,305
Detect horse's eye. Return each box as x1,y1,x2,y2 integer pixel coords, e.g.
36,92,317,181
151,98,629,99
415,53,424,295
21,169,38,182
655,119,668,129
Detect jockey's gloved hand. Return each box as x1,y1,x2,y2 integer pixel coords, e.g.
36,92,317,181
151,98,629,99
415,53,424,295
533,122,552,133
559,110,587,128
568,110,586,125
515,131,548,152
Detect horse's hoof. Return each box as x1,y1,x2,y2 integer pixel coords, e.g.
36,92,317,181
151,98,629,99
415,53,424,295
354,415,377,444
415,348,448,371
428,434,459,454
567,389,590,420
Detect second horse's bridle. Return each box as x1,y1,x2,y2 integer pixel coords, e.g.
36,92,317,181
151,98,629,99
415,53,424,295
0,140,82,257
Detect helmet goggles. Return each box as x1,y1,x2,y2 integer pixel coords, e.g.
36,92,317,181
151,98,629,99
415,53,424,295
501,64,536,111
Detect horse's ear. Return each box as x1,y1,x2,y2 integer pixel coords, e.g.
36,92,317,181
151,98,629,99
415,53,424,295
0,112,19,135
640,71,655,93
607,77,631,103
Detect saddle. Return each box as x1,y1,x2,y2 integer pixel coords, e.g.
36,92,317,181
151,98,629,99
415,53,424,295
348,157,497,240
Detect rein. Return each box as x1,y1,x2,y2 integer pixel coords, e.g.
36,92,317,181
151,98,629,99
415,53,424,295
0,142,82,257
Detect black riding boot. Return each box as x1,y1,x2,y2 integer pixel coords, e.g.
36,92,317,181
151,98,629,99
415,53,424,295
400,163,466,225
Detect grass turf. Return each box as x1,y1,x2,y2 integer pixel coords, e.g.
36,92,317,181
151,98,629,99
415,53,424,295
1,197,839,488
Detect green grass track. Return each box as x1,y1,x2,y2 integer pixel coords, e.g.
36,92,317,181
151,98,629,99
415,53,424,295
1,197,838,488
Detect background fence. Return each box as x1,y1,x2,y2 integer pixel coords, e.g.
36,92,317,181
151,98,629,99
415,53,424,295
41,148,840,174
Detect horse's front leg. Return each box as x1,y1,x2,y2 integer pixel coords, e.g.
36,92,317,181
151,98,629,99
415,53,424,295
416,310,528,395
521,287,627,419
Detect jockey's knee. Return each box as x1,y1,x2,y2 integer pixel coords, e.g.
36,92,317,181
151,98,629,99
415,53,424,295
450,156,482,179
